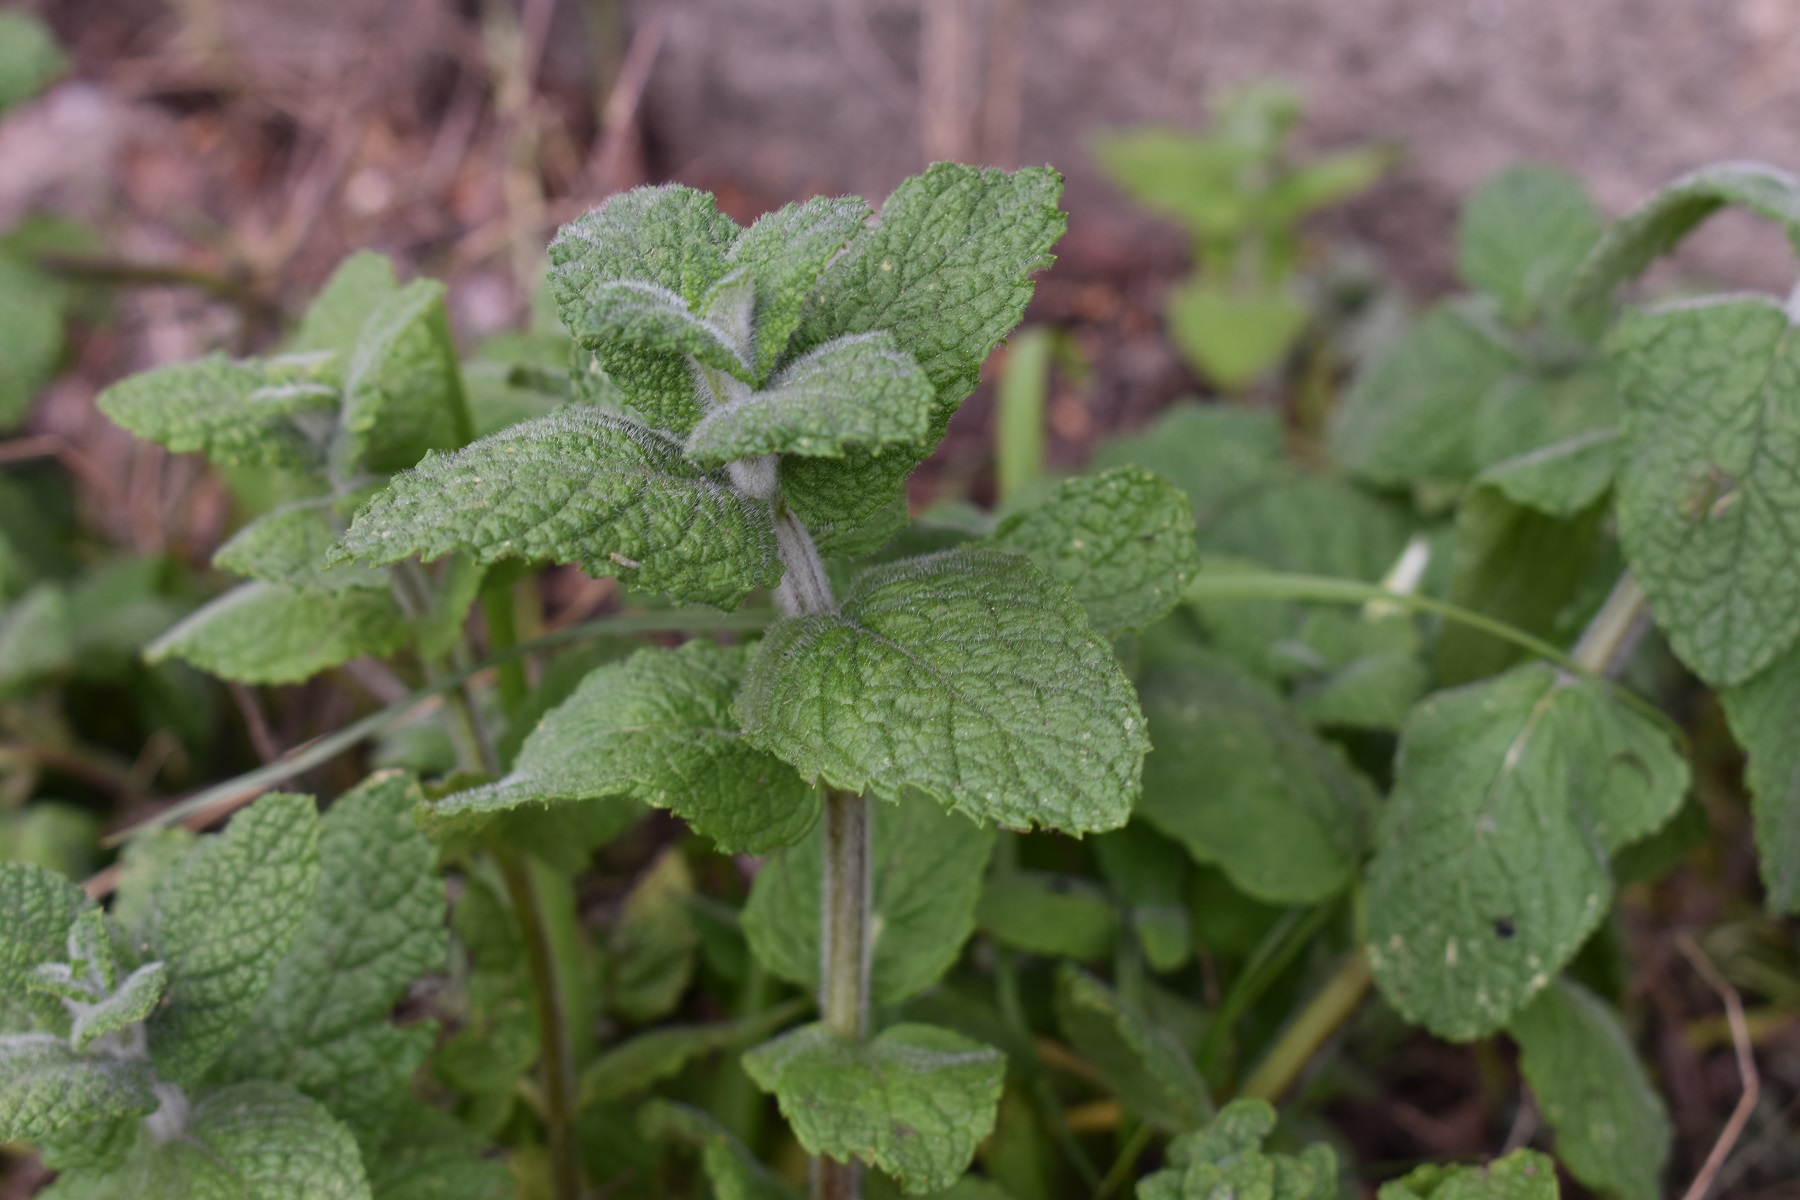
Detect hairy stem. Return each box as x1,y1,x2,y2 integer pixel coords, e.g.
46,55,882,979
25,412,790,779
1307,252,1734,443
1236,948,1372,1103
1573,571,1650,677
495,847,584,1200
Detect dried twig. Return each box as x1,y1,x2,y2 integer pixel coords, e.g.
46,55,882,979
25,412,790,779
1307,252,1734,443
1675,933,1761,1200
584,5,668,197
229,682,283,765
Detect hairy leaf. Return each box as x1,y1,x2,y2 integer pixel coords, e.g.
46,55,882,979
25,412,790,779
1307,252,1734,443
146,581,408,686
1137,1099,1337,1200
984,466,1198,635
0,1035,156,1143
778,448,913,557
214,773,445,1137
1137,650,1373,905
212,499,388,593
549,185,739,312
1509,978,1670,1200
743,1022,1005,1196
562,280,751,381
1474,427,1619,518
1054,965,1210,1132
68,963,167,1052
1377,1150,1559,1200
1365,665,1688,1039
98,355,338,470
1613,295,1800,685
334,279,471,473
1719,642,1800,913
686,332,936,466
335,409,780,608
427,641,815,854
1457,166,1602,323
1284,609,1427,732
742,792,994,1003
739,548,1148,834
144,793,322,1086
716,195,871,381
0,864,89,1033
292,251,399,356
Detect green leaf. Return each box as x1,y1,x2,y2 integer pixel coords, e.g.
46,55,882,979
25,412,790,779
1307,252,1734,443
1377,1149,1560,1200
778,448,913,557
0,11,65,114
1265,145,1392,222
1612,295,1800,685
213,772,445,1137
146,581,408,685
739,548,1147,834
1054,965,1210,1132
144,793,322,1086
1365,665,1688,1040
362,1101,511,1200
0,1035,157,1143
413,553,487,664
686,332,936,466
0,581,74,693
0,864,90,1034
1508,977,1670,1200
1573,161,1800,303
212,499,389,593
1474,427,1619,518
581,1003,801,1106
1202,472,1413,582
743,1022,1005,1196
1136,650,1373,905
1093,129,1260,235
715,196,871,381
978,870,1118,960
1137,1099,1337,1200
550,185,739,312
791,164,1064,418
337,279,471,474
743,792,994,1003
1283,609,1427,732
426,641,815,854
1167,281,1309,387
642,1099,801,1200
1092,404,1285,527
984,466,1198,636
291,251,400,356
1093,824,1191,972
334,409,780,609
44,1081,372,1200
68,962,167,1052
1456,166,1603,322
0,252,65,429
609,849,697,1022
563,280,752,381
1719,642,1800,913
98,355,338,470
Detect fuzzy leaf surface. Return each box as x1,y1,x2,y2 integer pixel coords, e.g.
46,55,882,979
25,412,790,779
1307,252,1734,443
739,547,1147,834
1613,296,1800,685
211,499,387,593
335,409,779,608
213,772,445,1136
427,641,815,854
742,792,994,1002
1136,650,1373,904
146,581,408,686
68,962,167,1051
1719,642,1800,912
685,332,935,466
1365,665,1688,1039
1054,965,1210,1133
743,1022,1005,1196
984,466,1198,635
0,1035,157,1142
98,356,337,470
144,793,321,1086
716,195,871,381
336,279,469,473
1509,977,1670,1200
291,251,399,355
561,280,751,381
1137,1099,1337,1200
1377,1150,1559,1200
777,449,913,557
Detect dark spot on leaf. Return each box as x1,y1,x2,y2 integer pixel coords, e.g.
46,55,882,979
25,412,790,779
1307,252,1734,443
893,1122,917,1139
1493,918,1516,939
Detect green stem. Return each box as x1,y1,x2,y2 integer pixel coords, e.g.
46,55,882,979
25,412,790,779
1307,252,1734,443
495,846,584,1200
481,568,530,722
1236,948,1372,1103
1195,902,1334,1083
1093,1123,1155,1200
1572,571,1649,677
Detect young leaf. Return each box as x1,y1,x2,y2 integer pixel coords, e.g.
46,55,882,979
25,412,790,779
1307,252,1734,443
1137,1099,1337,1200
97,355,337,470
563,280,752,381
714,195,871,381
1612,296,1800,685
983,466,1198,636
1456,166,1603,323
212,772,446,1138
742,792,994,1003
292,251,400,356
44,1081,372,1200
334,409,781,609
1573,160,1800,303
0,864,91,1034
337,279,471,473
1365,665,1688,1040
549,185,739,312
738,547,1148,835
211,498,389,593
642,1099,801,1200
143,793,322,1087
426,641,816,854
743,1022,1005,1196
1167,280,1308,387
146,581,409,686
0,1035,157,1143
976,871,1118,961
1136,650,1373,905
685,332,936,466
1719,643,1800,913
1508,977,1670,1200
1376,1149,1559,1200
67,962,167,1052
1054,965,1210,1133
